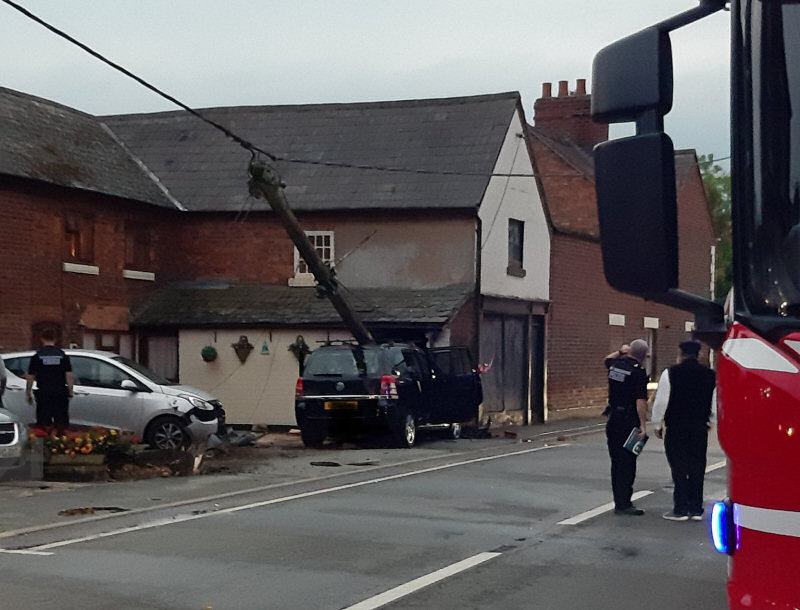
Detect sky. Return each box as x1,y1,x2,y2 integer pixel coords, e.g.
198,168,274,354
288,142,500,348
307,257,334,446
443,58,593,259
1,0,732,164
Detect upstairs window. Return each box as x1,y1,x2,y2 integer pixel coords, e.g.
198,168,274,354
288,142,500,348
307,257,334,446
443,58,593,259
289,231,334,286
63,215,94,263
507,218,526,277
125,222,151,270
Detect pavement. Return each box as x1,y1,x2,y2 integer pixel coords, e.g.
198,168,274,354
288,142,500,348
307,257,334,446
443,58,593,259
0,418,623,539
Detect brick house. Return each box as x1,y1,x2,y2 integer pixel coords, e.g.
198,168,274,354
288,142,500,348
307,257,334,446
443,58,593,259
529,79,717,419
1,88,550,426
0,87,181,358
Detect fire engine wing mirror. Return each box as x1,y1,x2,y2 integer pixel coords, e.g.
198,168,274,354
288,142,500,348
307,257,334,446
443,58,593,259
591,27,673,128
594,132,678,296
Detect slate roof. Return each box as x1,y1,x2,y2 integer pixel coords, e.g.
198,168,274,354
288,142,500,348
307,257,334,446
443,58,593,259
130,282,473,329
101,93,521,213
0,87,177,208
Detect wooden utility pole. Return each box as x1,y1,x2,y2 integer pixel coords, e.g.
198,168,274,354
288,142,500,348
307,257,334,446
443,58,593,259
247,160,374,345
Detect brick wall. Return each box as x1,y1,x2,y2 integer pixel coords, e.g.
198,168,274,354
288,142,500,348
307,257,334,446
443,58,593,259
0,179,176,350
530,81,717,420
546,234,699,418
533,80,608,151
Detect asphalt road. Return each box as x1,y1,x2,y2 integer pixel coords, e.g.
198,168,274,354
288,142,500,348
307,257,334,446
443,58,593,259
0,424,729,609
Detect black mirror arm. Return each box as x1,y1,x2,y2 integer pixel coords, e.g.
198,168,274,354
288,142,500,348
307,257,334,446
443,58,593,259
656,0,727,35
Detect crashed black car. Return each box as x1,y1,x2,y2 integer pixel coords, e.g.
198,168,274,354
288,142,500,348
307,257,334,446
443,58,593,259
294,342,482,448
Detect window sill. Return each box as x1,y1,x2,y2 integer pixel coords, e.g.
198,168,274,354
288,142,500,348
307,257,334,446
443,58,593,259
506,265,527,278
288,274,317,287
62,262,99,275
122,269,156,282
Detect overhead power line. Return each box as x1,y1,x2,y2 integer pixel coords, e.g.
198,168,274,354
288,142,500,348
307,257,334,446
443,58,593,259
2,0,732,178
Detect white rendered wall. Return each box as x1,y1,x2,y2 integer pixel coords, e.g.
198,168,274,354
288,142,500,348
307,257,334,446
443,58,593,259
479,113,550,302
180,328,352,426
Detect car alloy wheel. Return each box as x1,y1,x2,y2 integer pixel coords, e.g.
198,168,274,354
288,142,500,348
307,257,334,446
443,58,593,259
147,416,189,450
393,411,416,448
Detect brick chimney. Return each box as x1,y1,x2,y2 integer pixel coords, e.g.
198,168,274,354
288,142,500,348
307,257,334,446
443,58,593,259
533,78,608,151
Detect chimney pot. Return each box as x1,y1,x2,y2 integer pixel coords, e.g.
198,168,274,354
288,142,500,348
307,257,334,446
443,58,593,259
542,82,552,98
576,78,587,95
558,80,569,97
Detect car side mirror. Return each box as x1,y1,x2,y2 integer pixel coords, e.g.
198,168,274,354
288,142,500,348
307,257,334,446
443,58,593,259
120,379,139,391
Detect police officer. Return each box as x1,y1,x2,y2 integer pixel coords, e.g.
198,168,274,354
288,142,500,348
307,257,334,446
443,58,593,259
604,339,650,515
26,328,73,432
652,340,716,521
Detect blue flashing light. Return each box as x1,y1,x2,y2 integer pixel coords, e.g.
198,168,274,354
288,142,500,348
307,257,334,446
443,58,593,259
711,500,737,555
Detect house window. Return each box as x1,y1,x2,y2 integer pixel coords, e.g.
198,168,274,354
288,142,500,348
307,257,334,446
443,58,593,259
289,231,334,287
125,222,151,270
507,219,526,277
82,331,133,358
63,215,94,263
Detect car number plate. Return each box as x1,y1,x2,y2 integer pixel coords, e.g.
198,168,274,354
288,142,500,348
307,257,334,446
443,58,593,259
0,445,23,458
323,400,358,411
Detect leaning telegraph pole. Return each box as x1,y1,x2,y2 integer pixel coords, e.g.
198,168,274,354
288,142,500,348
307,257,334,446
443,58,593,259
247,159,374,345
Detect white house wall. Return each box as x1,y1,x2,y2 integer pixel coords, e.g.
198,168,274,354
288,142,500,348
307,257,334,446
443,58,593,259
180,328,352,426
334,218,477,289
479,113,550,301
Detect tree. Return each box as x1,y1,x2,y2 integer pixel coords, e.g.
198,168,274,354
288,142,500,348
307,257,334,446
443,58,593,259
698,153,732,302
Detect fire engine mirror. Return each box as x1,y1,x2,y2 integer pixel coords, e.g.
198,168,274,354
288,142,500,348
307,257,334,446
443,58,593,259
594,132,678,296
591,27,673,125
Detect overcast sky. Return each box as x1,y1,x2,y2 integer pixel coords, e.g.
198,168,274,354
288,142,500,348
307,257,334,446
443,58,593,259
2,1,731,163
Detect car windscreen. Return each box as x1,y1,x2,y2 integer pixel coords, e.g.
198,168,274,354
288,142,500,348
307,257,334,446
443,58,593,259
304,347,381,377
112,356,173,385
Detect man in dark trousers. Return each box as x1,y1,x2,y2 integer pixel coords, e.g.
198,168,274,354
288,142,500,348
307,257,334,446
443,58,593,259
25,328,73,431
604,339,650,516
652,340,716,521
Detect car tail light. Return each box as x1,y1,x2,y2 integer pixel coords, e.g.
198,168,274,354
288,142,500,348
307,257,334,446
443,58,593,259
295,378,304,398
380,375,398,398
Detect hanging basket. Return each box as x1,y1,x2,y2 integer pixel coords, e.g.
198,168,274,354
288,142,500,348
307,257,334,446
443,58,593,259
201,345,218,362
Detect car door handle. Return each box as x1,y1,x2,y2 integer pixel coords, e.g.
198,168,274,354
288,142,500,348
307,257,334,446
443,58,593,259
73,390,90,396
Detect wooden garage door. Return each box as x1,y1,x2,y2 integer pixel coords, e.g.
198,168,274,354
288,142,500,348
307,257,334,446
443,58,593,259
480,314,527,415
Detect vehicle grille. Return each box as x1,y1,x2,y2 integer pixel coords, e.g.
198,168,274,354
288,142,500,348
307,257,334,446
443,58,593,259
0,423,18,446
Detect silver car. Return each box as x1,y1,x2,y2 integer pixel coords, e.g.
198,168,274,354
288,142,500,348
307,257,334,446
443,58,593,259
0,408,29,471
1,350,224,450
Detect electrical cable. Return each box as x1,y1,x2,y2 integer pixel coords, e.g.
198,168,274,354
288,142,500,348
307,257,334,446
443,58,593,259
2,0,693,180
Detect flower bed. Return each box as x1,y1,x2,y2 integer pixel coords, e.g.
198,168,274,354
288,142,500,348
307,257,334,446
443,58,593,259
30,426,138,460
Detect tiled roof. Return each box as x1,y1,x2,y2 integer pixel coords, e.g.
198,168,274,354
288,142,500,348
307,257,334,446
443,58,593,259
0,87,177,208
130,282,473,328
102,93,521,212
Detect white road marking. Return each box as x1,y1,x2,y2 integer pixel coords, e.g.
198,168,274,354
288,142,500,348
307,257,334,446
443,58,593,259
341,552,502,610
558,460,728,526
557,490,653,525
0,549,53,556
13,444,568,552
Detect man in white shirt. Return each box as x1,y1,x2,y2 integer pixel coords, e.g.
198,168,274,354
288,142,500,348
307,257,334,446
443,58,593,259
651,340,716,521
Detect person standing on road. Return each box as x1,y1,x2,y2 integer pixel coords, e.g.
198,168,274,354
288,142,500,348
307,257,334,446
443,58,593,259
25,328,73,431
651,340,716,521
604,339,650,516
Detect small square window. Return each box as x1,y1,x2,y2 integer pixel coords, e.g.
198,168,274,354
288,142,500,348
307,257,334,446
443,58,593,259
289,231,335,287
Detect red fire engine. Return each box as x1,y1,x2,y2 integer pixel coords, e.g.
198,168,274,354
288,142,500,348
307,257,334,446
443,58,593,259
591,1,800,607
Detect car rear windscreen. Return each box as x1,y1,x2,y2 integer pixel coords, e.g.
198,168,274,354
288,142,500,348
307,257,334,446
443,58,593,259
304,347,382,377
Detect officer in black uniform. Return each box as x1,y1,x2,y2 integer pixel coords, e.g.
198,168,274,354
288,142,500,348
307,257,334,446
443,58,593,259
26,328,73,432
604,339,650,515
652,340,716,521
